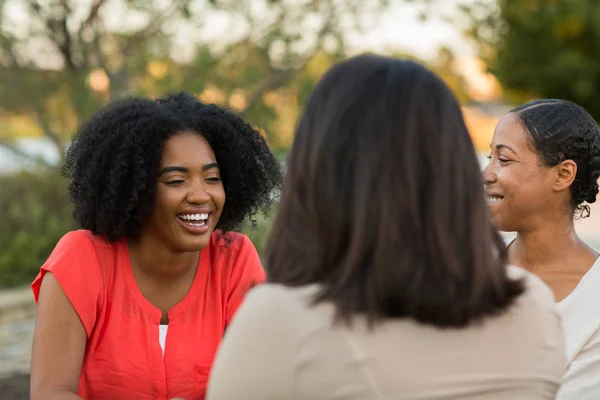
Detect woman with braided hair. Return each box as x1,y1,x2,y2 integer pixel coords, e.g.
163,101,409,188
483,99,600,399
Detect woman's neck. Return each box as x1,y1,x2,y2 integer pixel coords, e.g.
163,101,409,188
509,218,599,302
510,219,597,276
128,233,199,284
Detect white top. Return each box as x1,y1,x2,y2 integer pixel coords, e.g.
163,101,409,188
556,256,600,400
159,324,168,357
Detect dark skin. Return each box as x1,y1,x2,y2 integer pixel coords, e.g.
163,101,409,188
30,132,225,399
483,113,598,302
129,250,199,324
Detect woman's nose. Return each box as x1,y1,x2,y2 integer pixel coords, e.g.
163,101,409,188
186,182,211,204
482,163,496,184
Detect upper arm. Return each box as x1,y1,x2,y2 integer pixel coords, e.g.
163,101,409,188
207,286,295,400
225,236,266,325
29,231,105,398
30,273,87,397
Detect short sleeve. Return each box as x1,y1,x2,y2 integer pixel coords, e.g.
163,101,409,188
225,235,266,326
31,230,105,337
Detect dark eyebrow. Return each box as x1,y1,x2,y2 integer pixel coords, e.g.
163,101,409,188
203,162,220,171
158,162,220,176
495,144,517,155
159,166,188,176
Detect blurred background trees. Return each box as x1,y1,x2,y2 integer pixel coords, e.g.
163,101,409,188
463,0,600,118
0,0,393,161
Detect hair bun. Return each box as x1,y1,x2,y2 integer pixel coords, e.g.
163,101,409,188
584,185,599,204
584,139,600,204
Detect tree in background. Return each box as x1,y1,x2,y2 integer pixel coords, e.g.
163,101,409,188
0,0,392,163
463,0,600,118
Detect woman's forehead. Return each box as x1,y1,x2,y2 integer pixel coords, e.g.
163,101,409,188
492,114,529,150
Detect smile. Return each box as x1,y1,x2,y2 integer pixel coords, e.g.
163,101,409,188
177,213,209,227
487,195,503,204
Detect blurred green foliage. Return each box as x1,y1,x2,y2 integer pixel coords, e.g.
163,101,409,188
464,0,600,117
0,171,75,288
241,210,276,263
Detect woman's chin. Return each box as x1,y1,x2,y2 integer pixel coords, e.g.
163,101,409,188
174,233,213,252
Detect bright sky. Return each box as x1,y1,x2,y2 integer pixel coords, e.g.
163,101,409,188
346,0,474,60
342,0,502,101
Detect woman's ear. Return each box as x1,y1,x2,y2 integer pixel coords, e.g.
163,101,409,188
553,159,577,192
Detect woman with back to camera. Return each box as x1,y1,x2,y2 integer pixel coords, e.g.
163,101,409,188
483,99,600,399
205,54,565,399
29,92,281,400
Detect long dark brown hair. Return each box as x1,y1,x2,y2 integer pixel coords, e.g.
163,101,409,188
266,54,524,328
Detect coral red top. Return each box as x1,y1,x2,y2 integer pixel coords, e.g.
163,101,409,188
31,229,265,400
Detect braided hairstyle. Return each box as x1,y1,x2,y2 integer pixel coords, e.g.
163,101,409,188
511,99,600,217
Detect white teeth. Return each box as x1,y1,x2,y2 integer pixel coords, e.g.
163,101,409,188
487,196,503,204
178,213,209,221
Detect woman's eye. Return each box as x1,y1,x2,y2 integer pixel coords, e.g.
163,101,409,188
206,177,221,183
498,158,510,163
166,180,185,185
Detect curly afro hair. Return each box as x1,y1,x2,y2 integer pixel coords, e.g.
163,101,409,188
62,91,282,242
511,99,600,217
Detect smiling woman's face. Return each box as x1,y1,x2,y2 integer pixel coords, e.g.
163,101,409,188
143,131,226,252
482,112,556,232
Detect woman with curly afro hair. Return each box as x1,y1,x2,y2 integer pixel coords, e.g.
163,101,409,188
29,92,281,400
483,99,600,399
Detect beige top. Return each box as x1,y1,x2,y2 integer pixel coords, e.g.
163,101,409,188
207,266,565,400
